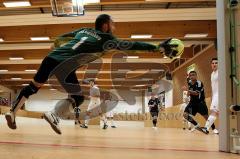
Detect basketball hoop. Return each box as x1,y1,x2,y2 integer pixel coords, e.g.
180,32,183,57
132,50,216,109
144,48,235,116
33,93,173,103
50,0,84,17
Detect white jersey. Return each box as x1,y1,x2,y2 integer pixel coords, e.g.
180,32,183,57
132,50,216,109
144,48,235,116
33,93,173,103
180,91,189,111
182,91,190,104
210,70,219,111
88,85,101,110
90,85,100,97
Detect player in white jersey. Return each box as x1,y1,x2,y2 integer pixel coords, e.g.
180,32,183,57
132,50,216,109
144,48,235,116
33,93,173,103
180,89,191,130
80,80,108,129
104,94,117,128
203,58,219,134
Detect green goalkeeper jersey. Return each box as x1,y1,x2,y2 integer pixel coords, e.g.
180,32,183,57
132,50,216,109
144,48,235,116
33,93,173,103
48,28,157,62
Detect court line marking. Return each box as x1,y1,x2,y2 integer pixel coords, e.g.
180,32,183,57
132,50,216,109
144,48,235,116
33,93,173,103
0,141,219,152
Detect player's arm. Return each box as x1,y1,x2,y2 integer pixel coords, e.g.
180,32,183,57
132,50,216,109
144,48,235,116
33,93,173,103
126,41,158,51
188,82,203,96
157,99,162,110
111,37,157,51
188,90,199,96
111,37,176,54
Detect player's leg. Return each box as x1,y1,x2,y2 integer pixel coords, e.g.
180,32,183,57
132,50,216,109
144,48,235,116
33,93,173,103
198,101,215,134
44,70,84,133
97,103,108,129
81,105,90,128
44,98,76,134
150,111,158,129
94,99,108,129
180,104,187,130
202,99,219,133
5,56,59,129
101,113,108,129
183,103,198,127
61,70,84,119
110,117,116,128
107,111,116,128
182,117,187,130
183,104,207,133
204,97,219,134
82,111,90,128
204,110,219,131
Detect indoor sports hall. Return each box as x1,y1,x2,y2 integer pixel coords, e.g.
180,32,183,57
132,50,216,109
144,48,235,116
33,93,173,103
0,0,239,158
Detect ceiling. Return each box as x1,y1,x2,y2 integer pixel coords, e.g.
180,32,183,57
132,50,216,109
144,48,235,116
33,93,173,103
0,0,216,91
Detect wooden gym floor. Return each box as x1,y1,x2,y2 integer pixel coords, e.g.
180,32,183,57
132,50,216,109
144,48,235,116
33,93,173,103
0,116,239,159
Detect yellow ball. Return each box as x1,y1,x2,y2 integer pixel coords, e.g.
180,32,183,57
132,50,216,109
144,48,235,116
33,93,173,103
169,38,184,58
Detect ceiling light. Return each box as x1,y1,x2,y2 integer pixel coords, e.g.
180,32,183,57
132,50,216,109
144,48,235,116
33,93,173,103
135,85,146,87
117,69,130,72
83,0,100,4
131,34,152,39
9,57,24,60
44,84,52,86
30,37,50,41
184,34,208,38
141,78,152,80
22,84,29,86
0,69,8,72
150,69,164,72
49,88,57,91
11,78,22,80
25,69,37,72
123,56,139,59
0,38,4,42
130,89,140,91
3,1,31,7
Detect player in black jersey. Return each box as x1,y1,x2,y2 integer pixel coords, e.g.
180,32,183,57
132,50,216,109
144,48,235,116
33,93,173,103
148,93,160,129
183,71,216,134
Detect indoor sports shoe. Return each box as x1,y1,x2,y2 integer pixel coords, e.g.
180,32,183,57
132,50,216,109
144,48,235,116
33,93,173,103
5,112,17,129
191,124,208,134
201,127,209,134
111,125,117,128
195,126,208,135
43,112,61,135
103,124,108,129
74,120,81,125
80,124,88,129
213,129,219,134
190,126,196,132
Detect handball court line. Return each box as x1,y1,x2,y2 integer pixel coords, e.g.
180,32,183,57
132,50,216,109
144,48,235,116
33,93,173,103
0,140,218,153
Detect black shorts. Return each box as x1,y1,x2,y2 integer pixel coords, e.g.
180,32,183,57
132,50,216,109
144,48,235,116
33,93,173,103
184,101,208,116
34,53,102,94
150,111,159,118
34,56,80,93
34,56,60,83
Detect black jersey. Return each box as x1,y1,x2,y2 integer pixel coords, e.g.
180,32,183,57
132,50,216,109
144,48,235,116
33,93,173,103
188,80,205,103
148,98,160,112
